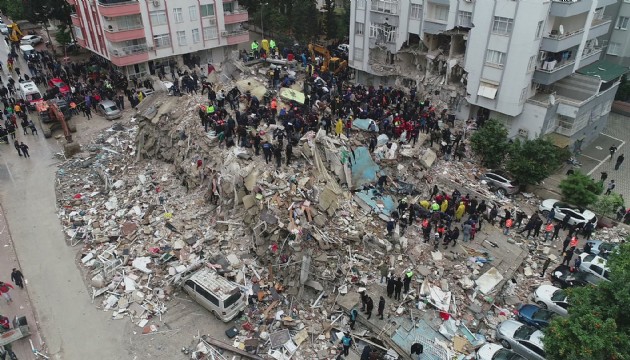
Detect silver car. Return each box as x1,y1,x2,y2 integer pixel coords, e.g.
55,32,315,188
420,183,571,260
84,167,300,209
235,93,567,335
480,170,519,196
496,320,546,360
97,100,122,120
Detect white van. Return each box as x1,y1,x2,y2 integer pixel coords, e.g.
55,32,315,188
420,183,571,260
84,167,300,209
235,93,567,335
17,81,43,109
182,268,246,322
19,44,36,60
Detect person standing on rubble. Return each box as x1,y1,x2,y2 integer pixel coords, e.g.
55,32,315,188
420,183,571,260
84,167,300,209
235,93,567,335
262,140,273,164
562,248,574,266
387,276,396,298
359,290,368,311
403,270,413,294
489,206,498,226
379,262,389,284
540,258,551,277
365,296,374,319
349,309,358,330
503,217,513,235
253,132,261,155
377,296,385,320
335,117,343,137
462,221,472,242
285,142,293,166
340,332,352,357
274,144,282,168
394,277,403,300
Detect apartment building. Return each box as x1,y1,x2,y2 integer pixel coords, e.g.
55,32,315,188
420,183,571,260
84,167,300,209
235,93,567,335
68,0,249,78
604,0,630,66
349,0,624,150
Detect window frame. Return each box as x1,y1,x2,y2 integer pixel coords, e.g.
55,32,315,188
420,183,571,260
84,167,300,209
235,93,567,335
173,8,184,23
536,20,544,39
431,5,448,22
458,11,472,27
410,4,422,19
608,42,621,55
203,26,218,40
357,0,366,10
355,22,365,35
149,10,167,26
153,33,171,48
492,16,514,35
485,49,506,66
192,28,200,44
616,16,629,30
189,6,198,21
528,55,536,72
200,4,215,18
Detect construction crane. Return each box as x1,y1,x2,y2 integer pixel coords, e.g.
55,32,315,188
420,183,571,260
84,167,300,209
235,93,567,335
7,23,23,44
308,43,348,75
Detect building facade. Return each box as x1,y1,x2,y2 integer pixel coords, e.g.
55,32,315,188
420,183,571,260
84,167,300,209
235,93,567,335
349,0,622,150
67,0,249,77
604,0,630,66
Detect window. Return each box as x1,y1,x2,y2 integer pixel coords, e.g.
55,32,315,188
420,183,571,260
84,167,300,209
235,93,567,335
176,31,186,45
458,11,472,27
200,4,215,17
355,22,365,35
173,8,183,23
189,6,198,21
194,285,219,306
608,42,621,55
410,4,422,19
486,49,506,66
492,16,514,35
73,25,83,40
192,28,200,44
203,26,218,40
357,0,366,9
536,20,544,39
430,5,448,21
223,292,241,308
528,55,536,72
223,2,234,13
520,87,528,104
371,0,398,14
153,34,171,48
616,16,629,30
113,15,142,31
150,10,167,26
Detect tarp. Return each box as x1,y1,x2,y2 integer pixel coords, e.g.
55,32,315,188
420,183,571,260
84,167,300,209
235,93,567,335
354,189,395,217
350,147,380,189
352,118,378,132
279,88,305,104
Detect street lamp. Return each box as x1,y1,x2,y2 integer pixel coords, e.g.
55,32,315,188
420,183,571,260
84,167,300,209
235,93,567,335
260,2,268,41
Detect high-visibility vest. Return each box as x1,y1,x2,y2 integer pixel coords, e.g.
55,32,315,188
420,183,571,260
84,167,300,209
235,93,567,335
270,39,276,49
545,223,553,232
206,105,215,114
506,219,513,228
251,42,259,50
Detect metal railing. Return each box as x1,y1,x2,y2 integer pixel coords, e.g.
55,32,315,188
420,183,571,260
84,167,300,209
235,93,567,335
109,44,148,57
104,23,143,32
98,0,138,5
225,30,248,37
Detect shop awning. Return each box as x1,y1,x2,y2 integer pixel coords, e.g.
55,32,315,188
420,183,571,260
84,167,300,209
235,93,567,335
477,83,498,99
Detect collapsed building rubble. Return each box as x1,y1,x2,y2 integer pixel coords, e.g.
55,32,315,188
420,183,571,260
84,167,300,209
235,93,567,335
53,69,625,359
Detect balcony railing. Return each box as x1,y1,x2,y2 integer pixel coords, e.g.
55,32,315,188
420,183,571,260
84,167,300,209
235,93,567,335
98,0,138,4
225,30,248,37
97,0,141,17
109,44,148,57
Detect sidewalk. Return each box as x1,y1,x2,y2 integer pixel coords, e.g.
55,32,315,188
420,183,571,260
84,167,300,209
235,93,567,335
0,205,46,358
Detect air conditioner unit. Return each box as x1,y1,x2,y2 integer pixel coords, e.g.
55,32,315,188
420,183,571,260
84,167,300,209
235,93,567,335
152,0,161,7
221,31,228,37
464,0,473,2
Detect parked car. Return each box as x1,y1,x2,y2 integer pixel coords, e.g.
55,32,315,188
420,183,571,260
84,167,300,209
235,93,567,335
48,78,71,94
538,199,597,226
20,35,43,45
181,267,246,322
533,284,568,316
550,265,604,288
517,304,556,329
479,170,520,196
583,239,619,259
476,343,526,360
96,100,122,120
496,320,546,360
578,253,610,281
0,23,8,35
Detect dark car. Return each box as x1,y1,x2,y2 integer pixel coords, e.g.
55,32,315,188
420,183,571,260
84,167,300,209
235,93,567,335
517,304,556,329
550,265,603,288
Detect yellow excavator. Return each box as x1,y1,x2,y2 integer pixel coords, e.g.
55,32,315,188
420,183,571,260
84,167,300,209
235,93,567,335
308,43,348,75
7,23,23,44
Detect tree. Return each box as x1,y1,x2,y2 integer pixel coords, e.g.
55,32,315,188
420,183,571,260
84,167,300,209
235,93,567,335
470,119,509,168
55,23,72,53
616,74,630,102
506,138,566,185
558,172,602,207
0,0,25,19
291,0,318,43
323,0,337,39
544,243,630,360
593,193,625,218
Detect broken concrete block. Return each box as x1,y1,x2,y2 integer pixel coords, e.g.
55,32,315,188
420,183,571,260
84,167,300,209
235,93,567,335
132,257,153,274
113,180,125,189
420,149,437,168
173,239,186,250
242,194,256,209
523,267,533,277
244,170,259,192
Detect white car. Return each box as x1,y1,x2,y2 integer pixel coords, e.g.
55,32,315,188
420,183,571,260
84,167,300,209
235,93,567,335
538,199,597,226
578,253,610,281
495,320,546,360
476,343,527,360
533,284,568,316
20,35,43,45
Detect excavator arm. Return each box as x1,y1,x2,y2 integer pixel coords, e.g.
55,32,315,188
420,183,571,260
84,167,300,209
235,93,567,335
308,43,331,73
7,24,23,43
49,102,73,143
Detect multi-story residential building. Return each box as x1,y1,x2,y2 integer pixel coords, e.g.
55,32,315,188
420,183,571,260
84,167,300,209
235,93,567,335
349,0,626,151
67,0,249,78
604,0,630,66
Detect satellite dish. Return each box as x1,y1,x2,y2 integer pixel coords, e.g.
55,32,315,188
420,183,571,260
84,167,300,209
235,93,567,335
559,25,564,35
549,94,556,105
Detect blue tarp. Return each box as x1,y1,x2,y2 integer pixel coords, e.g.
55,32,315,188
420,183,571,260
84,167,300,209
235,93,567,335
355,189,396,217
351,146,380,189
352,118,378,132
392,318,448,360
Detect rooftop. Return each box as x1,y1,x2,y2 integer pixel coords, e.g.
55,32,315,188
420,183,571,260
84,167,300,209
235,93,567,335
577,61,629,82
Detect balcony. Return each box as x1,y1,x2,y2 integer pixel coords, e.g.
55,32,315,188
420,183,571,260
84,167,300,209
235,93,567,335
104,27,144,42
541,18,611,53
550,0,617,18
67,0,76,4
225,30,249,45
224,10,248,24
109,44,149,66
97,0,141,17
370,0,399,15
533,48,602,85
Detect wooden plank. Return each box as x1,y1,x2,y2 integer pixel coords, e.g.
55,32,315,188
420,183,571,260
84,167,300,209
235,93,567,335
202,335,264,360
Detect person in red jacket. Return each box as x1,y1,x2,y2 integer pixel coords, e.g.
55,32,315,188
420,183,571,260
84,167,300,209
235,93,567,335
0,282,14,304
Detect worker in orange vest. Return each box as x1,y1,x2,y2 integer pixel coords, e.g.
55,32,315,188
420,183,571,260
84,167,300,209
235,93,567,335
270,97,277,119
544,221,554,242
569,235,579,250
